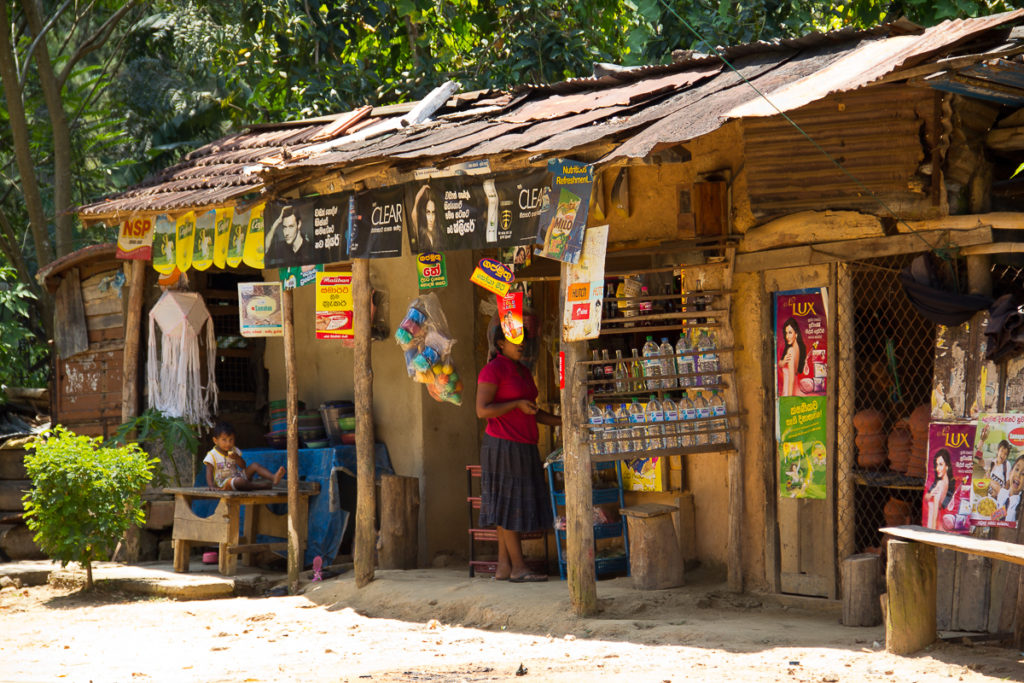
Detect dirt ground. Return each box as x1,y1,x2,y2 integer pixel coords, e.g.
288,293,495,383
2,566,1023,682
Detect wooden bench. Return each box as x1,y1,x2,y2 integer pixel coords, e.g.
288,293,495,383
880,525,1024,654
165,484,319,576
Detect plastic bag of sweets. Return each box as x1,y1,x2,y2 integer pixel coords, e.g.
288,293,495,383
394,294,463,405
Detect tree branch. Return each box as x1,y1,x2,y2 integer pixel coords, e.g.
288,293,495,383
17,0,73,89
57,1,138,89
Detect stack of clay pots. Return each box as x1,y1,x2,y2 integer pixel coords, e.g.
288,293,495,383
883,496,913,527
853,409,887,469
887,419,912,473
905,404,930,478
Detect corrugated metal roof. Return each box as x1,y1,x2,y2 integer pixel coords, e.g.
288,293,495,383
78,11,1024,221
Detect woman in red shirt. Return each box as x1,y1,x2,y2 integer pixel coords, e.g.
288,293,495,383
476,323,560,582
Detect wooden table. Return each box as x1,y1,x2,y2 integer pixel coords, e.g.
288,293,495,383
880,525,1024,654
165,485,319,575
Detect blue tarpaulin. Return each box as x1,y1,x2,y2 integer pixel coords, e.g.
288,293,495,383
191,444,393,566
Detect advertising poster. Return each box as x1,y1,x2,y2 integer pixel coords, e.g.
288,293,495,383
970,413,1024,528
620,456,668,492
535,159,593,264
778,396,827,499
191,208,215,271
213,207,232,269
315,272,354,340
775,288,828,397
151,214,177,274
497,292,524,344
405,171,550,253
226,207,249,268
174,211,195,273
924,422,976,533
238,282,283,337
562,225,608,342
241,203,265,269
280,264,323,290
116,215,154,260
470,257,513,296
264,195,348,269
417,253,447,289
350,187,404,258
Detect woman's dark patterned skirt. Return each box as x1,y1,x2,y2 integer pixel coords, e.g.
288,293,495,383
478,434,553,532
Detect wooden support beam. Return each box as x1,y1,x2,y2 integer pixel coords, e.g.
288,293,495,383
379,474,419,570
836,263,856,564
353,258,376,588
559,261,596,616
884,540,937,655
283,287,301,593
120,260,146,423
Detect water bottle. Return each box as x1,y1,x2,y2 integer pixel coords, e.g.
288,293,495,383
678,391,696,448
614,349,628,393
642,336,661,391
693,391,711,446
695,328,720,386
644,395,664,450
613,402,630,454
588,402,605,455
603,404,618,454
659,337,676,390
676,332,695,388
627,398,645,452
630,348,645,392
663,396,679,449
709,389,728,445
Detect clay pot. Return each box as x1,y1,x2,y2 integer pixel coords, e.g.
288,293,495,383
887,428,912,450
908,404,931,433
855,433,887,452
854,409,885,434
883,497,912,526
858,448,888,470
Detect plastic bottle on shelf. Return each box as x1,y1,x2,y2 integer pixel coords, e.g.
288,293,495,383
678,391,696,448
639,285,653,321
590,349,601,384
642,336,661,391
709,389,728,445
693,390,711,446
601,349,614,394
630,348,645,392
603,404,619,454
588,402,605,456
659,337,676,390
613,402,630,454
676,332,695,388
614,349,628,393
627,398,645,452
663,395,679,449
644,395,664,450
695,328,720,386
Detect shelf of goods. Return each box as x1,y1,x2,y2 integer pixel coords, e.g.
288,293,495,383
546,459,629,580
465,465,548,578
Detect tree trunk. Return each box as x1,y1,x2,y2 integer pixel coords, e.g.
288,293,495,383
0,1,55,268
22,0,74,256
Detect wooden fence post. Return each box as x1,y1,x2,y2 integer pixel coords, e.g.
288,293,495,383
353,258,376,588
283,287,301,593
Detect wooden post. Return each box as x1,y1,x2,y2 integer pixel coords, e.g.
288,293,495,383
121,260,146,424
720,249,743,593
837,263,856,564
282,287,301,594
884,540,936,655
621,503,683,590
121,259,146,563
379,474,419,569
841,553,882,626
966,254,992,297
559,261,596,616
353,258,376,588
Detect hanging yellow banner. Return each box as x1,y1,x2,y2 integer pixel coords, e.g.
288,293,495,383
191,209,216,271
175,211,195,273
242,203,265,269
213,207,232,269
152,214,177,275
226,207,249,268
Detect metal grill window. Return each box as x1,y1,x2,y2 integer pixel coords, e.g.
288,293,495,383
838,254,935,556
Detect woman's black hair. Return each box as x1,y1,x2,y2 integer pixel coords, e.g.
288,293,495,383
211,421,235,438
781,317,807,375
932,448,954,509
487,318,504,362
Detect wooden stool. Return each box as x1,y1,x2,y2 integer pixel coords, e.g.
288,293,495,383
841,553,882,626
620,503,683,590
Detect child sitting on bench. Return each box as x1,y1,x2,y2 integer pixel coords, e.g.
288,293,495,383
204,421,285,491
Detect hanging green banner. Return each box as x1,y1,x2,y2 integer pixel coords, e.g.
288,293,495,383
778,396,827,500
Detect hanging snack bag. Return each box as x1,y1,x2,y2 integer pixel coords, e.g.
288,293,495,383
394,293,463,405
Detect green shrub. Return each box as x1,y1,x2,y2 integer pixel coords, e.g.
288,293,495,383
22,426,157,589
106,408,200,487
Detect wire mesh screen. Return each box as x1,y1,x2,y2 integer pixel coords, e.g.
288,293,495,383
837,254,936,558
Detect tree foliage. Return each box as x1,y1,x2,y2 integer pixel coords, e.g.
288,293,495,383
22,426,156,589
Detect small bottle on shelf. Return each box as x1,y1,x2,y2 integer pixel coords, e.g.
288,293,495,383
630,348,645,392
588,401,605,456
678,391,695,447
644,394,664,450
693,390,711,446
614,349,628,393
641,336,661,391
663,395,679,449
627,398,645,452
659,337,676,390
709,389,728,445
